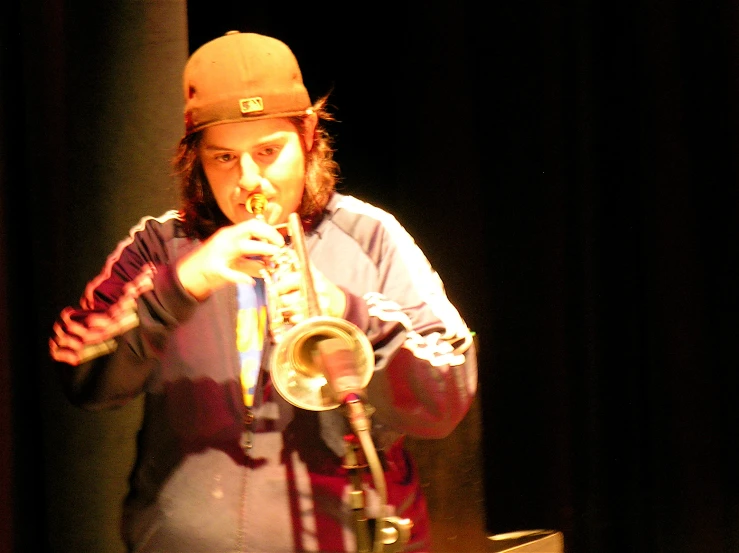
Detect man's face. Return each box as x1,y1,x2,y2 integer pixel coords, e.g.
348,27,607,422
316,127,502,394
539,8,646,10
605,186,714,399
199,117,312,226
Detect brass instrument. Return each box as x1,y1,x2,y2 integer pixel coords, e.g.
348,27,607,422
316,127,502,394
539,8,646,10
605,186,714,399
246,193,374,409
246,193,412,553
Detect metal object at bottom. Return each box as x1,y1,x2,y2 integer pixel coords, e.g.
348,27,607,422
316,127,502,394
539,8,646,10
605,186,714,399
488,530,564,553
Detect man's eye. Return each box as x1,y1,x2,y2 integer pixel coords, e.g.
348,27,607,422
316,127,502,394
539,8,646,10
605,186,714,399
259,146,280,158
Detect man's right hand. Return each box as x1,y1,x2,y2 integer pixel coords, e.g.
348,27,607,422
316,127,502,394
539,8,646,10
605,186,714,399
176,218,285,300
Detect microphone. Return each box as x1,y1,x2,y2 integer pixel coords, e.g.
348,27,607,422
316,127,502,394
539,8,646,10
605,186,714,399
313,338,365,403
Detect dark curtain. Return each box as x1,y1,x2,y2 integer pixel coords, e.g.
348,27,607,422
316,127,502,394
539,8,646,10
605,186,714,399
479,3,739,553
2,1,739,553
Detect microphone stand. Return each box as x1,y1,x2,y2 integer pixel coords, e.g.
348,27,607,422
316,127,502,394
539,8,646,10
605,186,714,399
315,338,412,552
341,395,412,553
336,392,413,553
342,432,373,553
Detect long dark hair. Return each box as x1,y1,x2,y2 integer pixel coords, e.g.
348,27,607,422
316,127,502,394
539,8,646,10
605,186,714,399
173,95,339,240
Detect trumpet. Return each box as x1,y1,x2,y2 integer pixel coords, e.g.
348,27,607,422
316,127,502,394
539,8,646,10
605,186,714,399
246,193,412,552
246,193,374,410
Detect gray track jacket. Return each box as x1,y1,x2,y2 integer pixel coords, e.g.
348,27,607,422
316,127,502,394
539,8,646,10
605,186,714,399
50,192,478,552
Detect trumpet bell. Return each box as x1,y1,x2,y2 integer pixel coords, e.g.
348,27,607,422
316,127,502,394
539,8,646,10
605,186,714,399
269,316,375,411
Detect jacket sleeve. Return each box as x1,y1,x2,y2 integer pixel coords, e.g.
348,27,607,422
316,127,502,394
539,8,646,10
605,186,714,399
49,213,199,410
343,212,478,441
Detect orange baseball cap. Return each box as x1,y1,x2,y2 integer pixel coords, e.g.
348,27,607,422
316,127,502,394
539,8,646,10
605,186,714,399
183,31,313,134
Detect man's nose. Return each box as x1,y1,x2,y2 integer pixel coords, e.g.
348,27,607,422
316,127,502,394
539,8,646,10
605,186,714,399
238,153,262,191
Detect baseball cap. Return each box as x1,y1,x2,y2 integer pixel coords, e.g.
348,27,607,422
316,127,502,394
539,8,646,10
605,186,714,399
183,31,313,134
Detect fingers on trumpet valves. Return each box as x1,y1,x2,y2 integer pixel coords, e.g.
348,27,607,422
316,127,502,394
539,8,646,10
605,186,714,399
275,305,302,325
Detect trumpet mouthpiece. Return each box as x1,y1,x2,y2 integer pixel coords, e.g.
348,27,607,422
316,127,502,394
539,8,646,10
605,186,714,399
245,193,268,216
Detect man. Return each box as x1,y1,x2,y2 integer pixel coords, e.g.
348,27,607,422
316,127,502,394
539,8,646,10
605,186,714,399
50,31,477,552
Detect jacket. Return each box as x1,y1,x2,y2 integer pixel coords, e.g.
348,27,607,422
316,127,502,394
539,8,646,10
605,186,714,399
50,192,478,552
